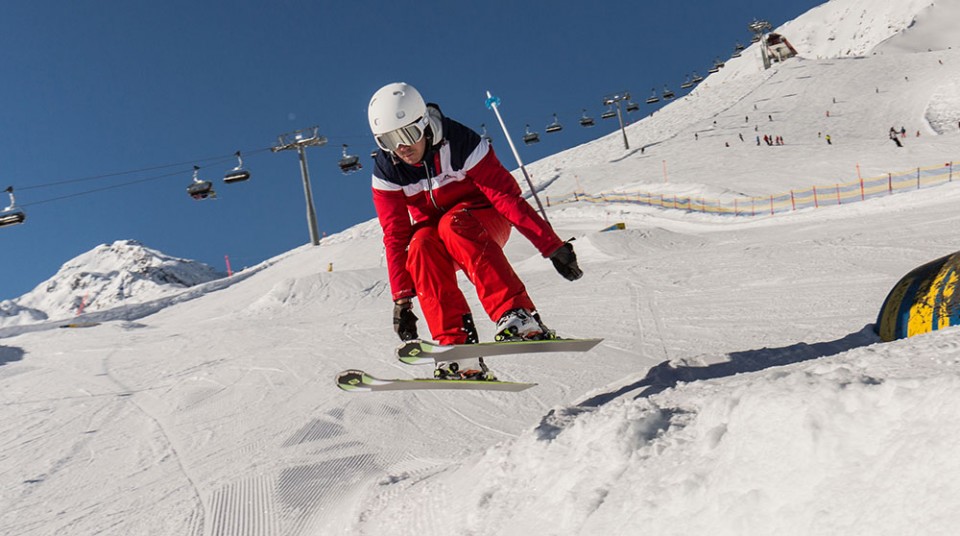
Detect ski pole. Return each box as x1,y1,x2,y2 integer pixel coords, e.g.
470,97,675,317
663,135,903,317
485,91,550,225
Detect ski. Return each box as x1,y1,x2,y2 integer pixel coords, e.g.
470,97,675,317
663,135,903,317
336,369,536,393
396,337,603,365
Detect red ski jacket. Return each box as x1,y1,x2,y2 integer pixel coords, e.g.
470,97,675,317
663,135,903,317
371,113,562,301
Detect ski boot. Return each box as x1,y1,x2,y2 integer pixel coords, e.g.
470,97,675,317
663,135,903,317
494,308,556,342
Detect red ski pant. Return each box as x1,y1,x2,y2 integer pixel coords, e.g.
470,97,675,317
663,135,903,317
407,206,536,345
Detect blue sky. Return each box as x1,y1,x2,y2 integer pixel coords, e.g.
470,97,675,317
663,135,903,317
0,0,821,300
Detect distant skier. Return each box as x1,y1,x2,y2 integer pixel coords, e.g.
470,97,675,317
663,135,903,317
825,134,832,145
366,82,582,381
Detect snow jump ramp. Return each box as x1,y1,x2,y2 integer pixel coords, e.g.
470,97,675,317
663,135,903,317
877,251,960,341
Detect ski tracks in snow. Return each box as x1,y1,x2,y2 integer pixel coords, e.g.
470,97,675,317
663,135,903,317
629,281,671,364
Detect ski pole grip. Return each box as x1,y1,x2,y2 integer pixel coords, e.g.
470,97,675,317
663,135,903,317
485,95,501,110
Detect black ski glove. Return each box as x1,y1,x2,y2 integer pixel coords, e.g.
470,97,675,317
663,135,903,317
393,299,419,341
549,241,583,281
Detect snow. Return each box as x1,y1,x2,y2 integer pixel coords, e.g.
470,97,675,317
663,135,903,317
4,1,960,534
0,240,225,327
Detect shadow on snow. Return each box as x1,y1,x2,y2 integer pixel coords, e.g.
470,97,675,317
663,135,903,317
535,324,879,441
0,345,25,367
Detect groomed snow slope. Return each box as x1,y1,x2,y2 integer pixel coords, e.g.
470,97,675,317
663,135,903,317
4,1,960,535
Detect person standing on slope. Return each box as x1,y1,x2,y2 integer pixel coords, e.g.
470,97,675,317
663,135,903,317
367,82,582,381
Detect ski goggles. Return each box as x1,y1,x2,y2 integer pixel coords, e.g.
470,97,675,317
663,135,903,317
374,116,429,152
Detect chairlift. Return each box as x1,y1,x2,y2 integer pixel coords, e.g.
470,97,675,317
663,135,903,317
338,144,362,174
680,76,694,89
662,86,675,100
645,89,660,105
601,106,617,119
522,124,540,145
223,151,251,184
732,42,744,58
708,64,720,74
545,114,563,134
0,186,25,228
714,58,725,69
691,71,704,84
370,148,379,159
187,166,216,200
579,109,595,127
626,100,639,113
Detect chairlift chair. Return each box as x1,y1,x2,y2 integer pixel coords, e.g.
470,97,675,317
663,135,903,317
680,76,694,89
626,100,639,113
691,71,703,84
662,86,675,100
646,89,660,105
187,166,216,200
338,145,362,174
545,114,563,134
370,149,379,159
579,109,595,127
601,106,617,119
522,124,540,145
0,186,25,227
224,151,251,184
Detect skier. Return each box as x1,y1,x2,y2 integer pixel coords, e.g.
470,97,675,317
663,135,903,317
367,82,582,380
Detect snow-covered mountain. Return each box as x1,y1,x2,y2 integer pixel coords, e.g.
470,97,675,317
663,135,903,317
3,1,960,535
779,0,956,58
0,240,224,327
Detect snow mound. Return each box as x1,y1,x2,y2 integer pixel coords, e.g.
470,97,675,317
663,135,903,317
357,327,960,535
925,77,960,134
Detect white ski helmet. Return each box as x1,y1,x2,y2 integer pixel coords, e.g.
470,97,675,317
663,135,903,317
368,82,430,151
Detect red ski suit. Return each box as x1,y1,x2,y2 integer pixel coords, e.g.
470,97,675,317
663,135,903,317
372,114,563,344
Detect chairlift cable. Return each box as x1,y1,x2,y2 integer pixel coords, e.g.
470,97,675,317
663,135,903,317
19,168,192,208
19,146,272,191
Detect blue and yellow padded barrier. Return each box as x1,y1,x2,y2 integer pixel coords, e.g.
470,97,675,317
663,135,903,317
877,251,960,341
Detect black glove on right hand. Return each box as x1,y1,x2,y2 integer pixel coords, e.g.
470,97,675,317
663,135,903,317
393,299,419,341
549,241,583,281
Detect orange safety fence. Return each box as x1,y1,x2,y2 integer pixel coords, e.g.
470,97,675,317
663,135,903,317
544,161,959,216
